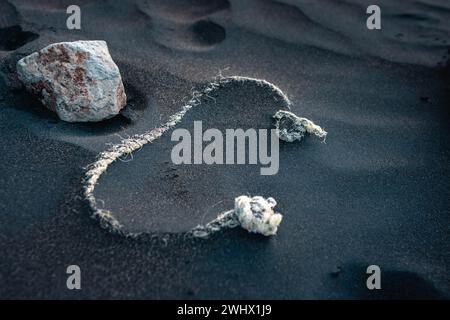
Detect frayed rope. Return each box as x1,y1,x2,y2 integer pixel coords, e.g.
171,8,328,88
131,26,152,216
274,110,327,142
82,75,326,238
191,195,283,239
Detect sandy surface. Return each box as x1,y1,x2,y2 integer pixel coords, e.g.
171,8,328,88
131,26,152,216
0,0,449,299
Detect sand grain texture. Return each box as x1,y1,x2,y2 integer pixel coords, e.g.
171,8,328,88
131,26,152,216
0,0,449,299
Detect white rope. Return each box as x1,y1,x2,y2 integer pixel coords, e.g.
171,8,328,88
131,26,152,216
192,196,283,239
274,110,327,142
82,75,327,238
82,75,293,237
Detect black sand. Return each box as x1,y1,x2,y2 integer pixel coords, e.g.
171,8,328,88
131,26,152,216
0,0,449,299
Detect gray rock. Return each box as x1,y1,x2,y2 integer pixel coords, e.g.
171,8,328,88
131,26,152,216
17,40,126,122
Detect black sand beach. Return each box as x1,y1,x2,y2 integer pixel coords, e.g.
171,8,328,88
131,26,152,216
0,0,449,299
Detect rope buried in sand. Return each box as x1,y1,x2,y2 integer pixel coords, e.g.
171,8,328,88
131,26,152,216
82,75,326,238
